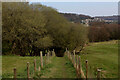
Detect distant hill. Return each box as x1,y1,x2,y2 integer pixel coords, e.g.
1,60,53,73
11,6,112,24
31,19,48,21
60,13,91,23
60,13,118,23
95,16,118,21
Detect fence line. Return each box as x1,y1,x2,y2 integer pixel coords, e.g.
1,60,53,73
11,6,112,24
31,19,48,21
13,50,55,79
12,49,101,79
65,49,101,79
65,49,86,78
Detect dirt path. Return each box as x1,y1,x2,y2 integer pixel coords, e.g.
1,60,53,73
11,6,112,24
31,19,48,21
41,57,77,78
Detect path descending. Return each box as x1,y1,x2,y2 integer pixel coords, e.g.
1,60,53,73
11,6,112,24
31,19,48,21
41,57,76,78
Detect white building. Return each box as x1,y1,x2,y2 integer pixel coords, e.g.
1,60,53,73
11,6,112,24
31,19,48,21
81,18,115,26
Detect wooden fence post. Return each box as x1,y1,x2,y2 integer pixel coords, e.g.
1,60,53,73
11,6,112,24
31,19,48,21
45,54,46,65
68,51,70,60
76,55,79,77
70,52,71,60
67,51,69,57
73,50,76,68
38,66,41,71
52,49,55,56
13,67,16,79
86,60,88,79
71,54,73,63
74,57,76,69
47,52,50,63
27,62,29,79
40,51,43,69
66,48,67,52
78,56,81,77
73,50,75,56
76,55,78,70
72,54,74,64
34,59,36,72
71,53,72,61
97,69,101,80
52,49,53,56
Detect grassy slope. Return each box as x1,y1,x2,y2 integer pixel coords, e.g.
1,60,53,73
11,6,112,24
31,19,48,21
80,40,118,78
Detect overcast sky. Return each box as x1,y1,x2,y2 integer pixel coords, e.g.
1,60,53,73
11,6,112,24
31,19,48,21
29,1,118,17
41,2,118,17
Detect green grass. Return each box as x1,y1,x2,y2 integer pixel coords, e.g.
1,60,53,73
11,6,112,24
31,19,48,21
80,40,118,78
2,40,118,78
2,55,77,78
40,56,76,78
2,56,51,78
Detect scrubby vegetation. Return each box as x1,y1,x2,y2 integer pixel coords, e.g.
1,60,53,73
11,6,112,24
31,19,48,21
88,22,120,42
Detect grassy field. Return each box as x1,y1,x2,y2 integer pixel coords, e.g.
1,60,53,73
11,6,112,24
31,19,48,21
2,56,52,78
2,40,118,78
80,40,118,78
2,55,77,78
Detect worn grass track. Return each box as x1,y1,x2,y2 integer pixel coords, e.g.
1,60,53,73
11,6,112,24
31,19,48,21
41,56,77,78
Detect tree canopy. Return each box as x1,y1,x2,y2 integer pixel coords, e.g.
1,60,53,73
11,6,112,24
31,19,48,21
2,2,88,56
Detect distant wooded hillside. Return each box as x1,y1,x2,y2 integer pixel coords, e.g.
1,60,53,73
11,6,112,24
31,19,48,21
95,16,118,21
60,13,118,23
60,13,91,23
